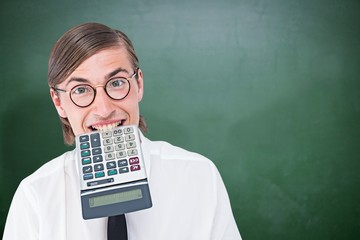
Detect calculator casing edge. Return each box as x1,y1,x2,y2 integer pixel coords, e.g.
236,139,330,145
75,125,152,219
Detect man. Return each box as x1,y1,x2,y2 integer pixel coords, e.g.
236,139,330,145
3,22,241,239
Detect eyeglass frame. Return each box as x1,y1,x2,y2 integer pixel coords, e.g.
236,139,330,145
51,68,139,108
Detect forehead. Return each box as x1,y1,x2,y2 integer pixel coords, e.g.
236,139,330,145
63,47,133,86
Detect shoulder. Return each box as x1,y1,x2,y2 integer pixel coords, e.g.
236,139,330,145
142,136,220,178
19,150,75,189
144,137,213,163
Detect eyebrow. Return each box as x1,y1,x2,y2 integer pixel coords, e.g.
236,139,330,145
65,67,129,87
106,67,129,79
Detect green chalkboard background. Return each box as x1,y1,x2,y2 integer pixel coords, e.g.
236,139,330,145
1,0,359,239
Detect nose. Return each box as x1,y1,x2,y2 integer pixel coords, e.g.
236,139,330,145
91,87,116,118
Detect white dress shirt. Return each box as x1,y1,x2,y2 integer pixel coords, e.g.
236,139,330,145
3,134,241,239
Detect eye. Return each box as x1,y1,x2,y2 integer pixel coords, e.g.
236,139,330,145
71,85,93,95
107,78,127,88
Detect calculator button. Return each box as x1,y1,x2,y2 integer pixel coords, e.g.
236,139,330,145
128,149,138,156
115,143,125,151
81,150,91,158
125,134,135,142
114,136,124,143
83,166,93,174
108,169,118,176
106,161,116,169
130,165,141,172
94,164,104,171
82,157,91,165
119,167,129,174
102,131,112,138
116,151,127,158
118,159,128,167
105,152,115,160
93,155,103,163
113,128,123,136
129,157,139,165
103,138,113,145
80,142,90,149
126,141,136,149
95,171,105,178
83,173,93,180
104,145,114,153
90,133,101,148
79,135,89,142
124,127,134,134
92,148,102,155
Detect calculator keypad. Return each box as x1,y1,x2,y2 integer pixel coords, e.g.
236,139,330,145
77,126,145,189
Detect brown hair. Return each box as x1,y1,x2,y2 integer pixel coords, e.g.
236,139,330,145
48,22,147,145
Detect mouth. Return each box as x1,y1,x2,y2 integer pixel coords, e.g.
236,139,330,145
89,120,125,132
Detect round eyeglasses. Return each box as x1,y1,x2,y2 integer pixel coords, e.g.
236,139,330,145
52,70,138,108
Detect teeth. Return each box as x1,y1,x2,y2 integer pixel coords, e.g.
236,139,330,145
92,121,121,131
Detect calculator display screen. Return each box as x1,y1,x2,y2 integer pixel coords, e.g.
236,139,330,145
89,189,143,208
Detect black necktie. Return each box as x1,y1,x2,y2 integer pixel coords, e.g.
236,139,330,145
107,214,128,240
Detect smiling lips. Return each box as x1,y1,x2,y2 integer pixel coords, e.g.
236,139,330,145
90,120,125,131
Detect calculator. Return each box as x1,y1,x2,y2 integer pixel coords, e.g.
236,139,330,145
75,125,152,219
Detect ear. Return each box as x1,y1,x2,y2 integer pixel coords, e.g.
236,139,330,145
50,88,67,118
136,69,144,102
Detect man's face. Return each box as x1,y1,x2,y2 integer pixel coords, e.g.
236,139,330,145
50,47,144,136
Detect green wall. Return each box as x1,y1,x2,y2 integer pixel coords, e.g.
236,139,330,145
1,0,359,239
